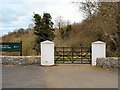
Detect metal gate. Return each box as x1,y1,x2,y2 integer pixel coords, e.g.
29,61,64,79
54,47,91,64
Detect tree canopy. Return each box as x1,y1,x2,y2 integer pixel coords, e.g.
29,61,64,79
33,13,55,54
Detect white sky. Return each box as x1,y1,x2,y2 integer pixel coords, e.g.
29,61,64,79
0,0,85,36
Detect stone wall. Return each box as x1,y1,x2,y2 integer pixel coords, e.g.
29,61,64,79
0,56,40,65
96,57,120,68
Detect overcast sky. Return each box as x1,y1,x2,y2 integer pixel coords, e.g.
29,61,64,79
0,0,86,36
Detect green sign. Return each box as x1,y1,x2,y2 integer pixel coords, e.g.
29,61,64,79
0,43,21,51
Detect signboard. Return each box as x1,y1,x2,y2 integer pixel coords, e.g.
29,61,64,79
0,41,22,56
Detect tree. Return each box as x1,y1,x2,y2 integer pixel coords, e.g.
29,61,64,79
116,2,120,55
33,13,55,54
72,0,99,19
73,1,119,56
55,16,72,39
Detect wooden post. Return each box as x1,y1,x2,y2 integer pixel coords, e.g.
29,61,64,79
90,47,92,65
20,41,22,56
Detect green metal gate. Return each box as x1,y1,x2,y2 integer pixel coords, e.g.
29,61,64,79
54,47,91,64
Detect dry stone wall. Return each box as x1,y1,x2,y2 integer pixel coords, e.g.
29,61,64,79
96,57,120,68
1,56,40,65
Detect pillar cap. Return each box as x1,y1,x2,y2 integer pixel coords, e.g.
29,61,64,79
41,40,54,44
92,41,105,44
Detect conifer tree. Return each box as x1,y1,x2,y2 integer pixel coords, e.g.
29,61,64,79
33,13,54,54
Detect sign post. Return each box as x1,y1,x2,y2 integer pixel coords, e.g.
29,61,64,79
0,41,22,56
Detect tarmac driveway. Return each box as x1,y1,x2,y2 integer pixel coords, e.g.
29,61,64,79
2,65,46,88
2,64,118,88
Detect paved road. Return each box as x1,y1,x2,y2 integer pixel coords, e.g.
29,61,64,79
2,64,118,88
2,65,46,88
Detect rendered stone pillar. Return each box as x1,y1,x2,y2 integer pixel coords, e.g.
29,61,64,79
92,41,106,66
41,40,54,66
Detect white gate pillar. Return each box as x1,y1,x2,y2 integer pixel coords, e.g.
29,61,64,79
41,40,54,66
91,41,106,66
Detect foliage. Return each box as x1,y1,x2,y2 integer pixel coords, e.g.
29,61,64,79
55,16,72,39
2,27,36,56
54,2,119,57
33,13,55,54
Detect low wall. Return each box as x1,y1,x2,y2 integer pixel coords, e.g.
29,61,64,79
96,57,120,68
1,56,119,68
0,56,40,65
